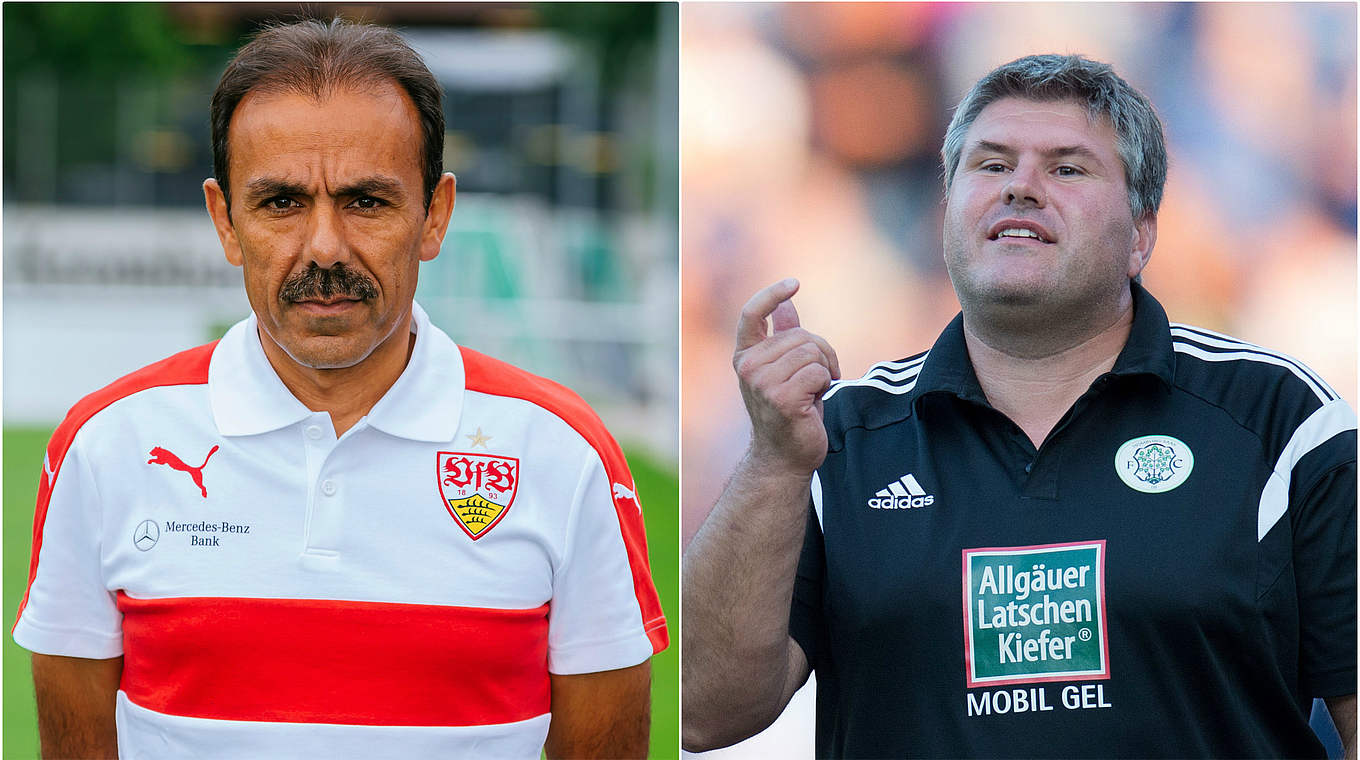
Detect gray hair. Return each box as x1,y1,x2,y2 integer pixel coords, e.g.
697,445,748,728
941,54,1167,220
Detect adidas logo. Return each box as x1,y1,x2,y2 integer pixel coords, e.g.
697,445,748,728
867,473,935,509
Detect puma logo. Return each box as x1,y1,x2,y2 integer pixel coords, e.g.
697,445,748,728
148,445,219,498
612,482,642,514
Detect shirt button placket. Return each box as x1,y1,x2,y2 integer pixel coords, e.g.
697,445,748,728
301,416,342,564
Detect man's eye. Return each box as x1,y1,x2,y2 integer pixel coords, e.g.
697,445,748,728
982,163,1009,173
353,196,385,209
265,197,296,210
1056,166,1082,177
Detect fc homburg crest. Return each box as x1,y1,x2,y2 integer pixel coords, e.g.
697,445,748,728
436,452,520,540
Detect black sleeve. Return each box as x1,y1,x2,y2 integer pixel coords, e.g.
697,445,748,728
789,501,826,670
1291,433,1357,698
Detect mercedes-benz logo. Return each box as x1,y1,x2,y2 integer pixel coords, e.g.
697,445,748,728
133,520,159,551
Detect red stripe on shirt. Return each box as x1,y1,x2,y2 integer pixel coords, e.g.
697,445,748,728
117,593,551,726
461,347,669,654
14,343,217,633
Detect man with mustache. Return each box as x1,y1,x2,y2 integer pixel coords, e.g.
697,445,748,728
14,18,666,759
683,54,1355,757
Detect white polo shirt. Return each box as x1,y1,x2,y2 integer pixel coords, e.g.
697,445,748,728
14,302,668,759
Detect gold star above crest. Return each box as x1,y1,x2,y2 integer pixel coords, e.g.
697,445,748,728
466,427,492,449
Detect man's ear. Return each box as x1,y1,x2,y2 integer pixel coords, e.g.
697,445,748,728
419,173,457,263
1128,211,1157,279
204,178,243,267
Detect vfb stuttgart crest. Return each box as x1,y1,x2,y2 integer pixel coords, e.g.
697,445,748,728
436,452,520,540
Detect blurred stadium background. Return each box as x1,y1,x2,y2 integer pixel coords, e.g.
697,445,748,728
3,3,678,758
680,3,1356,758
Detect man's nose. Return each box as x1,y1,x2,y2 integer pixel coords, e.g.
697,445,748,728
304,204,352,267
1003,164,1046,208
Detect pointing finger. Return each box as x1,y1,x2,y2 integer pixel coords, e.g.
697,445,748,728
735,277,800,351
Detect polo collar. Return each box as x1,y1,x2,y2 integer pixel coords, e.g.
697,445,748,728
910,282,1176,410
1109,281,1176,385
366,302,465,442
209,301,464,442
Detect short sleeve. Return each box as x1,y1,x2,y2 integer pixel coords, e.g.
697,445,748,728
1291,431,1357,698
789,500,826,669
546,450,666,674
13,430,123,658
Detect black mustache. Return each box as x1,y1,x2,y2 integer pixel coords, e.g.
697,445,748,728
278,263,379,303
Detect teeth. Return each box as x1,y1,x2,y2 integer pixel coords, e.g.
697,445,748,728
998,228,1046,242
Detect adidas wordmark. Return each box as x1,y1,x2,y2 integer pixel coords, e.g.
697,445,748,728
867,473,935,509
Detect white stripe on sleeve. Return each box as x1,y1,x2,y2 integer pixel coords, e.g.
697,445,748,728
1257,399,1357,541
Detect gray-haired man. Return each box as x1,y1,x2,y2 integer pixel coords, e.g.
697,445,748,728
683,54,1356,757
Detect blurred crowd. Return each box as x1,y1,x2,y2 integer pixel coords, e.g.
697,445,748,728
680,3,1358,543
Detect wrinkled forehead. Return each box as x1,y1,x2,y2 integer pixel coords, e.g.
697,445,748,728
959,96,1123,169
227,83,423,187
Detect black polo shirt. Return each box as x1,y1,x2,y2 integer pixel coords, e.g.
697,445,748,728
790,284,1356,758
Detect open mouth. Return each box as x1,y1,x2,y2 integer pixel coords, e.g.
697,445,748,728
993,228,1050,243
988,221,1054,244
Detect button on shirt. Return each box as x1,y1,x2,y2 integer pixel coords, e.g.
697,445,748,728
792,284,1356,758
14,302,667,758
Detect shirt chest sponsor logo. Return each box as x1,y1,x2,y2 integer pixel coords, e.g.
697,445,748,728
437,452,520,540
962,541,1109,688
1115,435,1193,493
133,520,159,551
132,518,253,550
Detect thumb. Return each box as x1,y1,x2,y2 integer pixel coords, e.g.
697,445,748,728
771,299,801,334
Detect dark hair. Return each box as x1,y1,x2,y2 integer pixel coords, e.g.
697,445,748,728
210,17,444,213
941,54,1167,220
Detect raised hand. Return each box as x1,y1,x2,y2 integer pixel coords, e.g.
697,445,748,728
733,278,841,475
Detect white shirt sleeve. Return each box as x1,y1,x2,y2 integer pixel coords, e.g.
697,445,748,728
13,431,124,658
545,451,656,675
